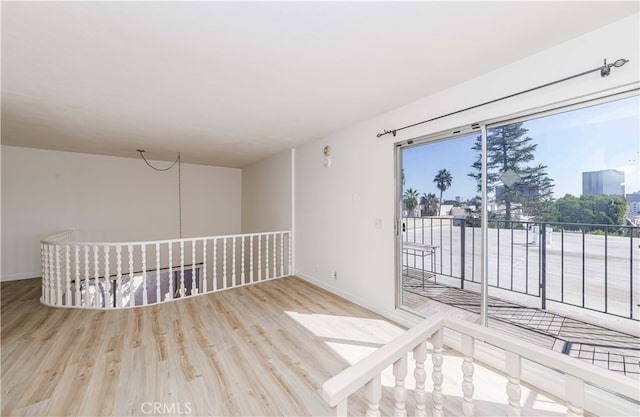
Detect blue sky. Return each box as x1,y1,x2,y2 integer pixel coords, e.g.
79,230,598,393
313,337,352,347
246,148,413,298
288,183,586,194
402,95,640,201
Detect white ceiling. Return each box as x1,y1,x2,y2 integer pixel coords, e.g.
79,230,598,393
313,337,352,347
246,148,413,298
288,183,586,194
2,2,638,167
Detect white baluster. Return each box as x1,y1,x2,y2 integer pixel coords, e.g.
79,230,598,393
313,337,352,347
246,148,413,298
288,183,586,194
55,244,62,305
104,246,111,309
331,399,348,417
505,351,522,417
180,240,185,298
265,234,269,279
141,244,148,306
50,244,56,304
241,236,245,285
116,245,122,308
191,240,196,295
84,245,89,307
413,341,427,417
155,243,161,303
168,243,173,300
94,245,100,308
223,238,227,289
213,239,217,291
202,240,208,293
258,236,262,281
232,237,237,287
431,329,444,417
250,235,254,283
75,245,81,307
280,232,284,277
365,375,382,417
461,334,475,417
42,244,49,304
565,375,584,417
65,245,71,305
393,355,408,417
272,234,277,278
128,245,134,307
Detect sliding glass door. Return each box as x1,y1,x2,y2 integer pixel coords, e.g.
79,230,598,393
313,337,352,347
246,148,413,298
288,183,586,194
396,91,639,376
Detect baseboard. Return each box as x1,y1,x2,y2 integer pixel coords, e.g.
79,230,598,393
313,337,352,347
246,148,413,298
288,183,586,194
1,272,40,282
294,271,422,328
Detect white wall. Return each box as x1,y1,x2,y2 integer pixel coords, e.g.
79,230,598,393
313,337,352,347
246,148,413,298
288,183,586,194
241,149,292,233
294,15,640,324
1,146,241,281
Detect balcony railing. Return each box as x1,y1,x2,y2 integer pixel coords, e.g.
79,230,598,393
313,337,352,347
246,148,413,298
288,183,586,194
40,230,292,309
403,217,640,321
322,314,639,416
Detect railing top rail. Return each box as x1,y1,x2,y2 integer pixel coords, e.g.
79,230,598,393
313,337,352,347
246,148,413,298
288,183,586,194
321,315,445,407
41,230,291,247
41,230,74,243
441,318,640,401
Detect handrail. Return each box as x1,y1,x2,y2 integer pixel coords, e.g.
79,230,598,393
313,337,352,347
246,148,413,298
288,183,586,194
41,230,292,247
322,315,639,415
322,315,444,407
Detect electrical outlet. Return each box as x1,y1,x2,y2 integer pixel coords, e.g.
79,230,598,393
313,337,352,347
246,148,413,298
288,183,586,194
332,271,338,280
315,264,320,273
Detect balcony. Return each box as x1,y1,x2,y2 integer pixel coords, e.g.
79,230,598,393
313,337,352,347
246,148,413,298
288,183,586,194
401,216,640,378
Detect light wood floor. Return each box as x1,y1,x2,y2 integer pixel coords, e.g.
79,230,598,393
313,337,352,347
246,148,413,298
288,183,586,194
2,277,567,416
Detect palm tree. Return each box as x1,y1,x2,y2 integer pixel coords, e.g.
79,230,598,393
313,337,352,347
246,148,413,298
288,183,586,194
433,169,453,214
420,192,439,216
403,188,419,217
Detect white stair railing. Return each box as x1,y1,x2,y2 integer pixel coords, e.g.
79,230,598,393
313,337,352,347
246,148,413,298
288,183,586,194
40,230,292,309
322,314,639,417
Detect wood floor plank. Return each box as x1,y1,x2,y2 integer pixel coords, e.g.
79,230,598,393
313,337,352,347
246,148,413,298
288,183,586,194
2,277,573,416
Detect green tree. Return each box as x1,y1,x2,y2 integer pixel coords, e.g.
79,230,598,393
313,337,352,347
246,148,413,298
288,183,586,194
469,122,555,225
433,169,453,212
420,192,438,216
403,188,420,217
553,194,626,229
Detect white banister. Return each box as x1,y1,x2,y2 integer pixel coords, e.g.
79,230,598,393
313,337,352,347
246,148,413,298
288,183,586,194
250,235,254,283
264,236,269,279
461,334,475,417
116,245,122,308
168,243,174,300
180,241,185,298
202,240,208,293
65,245,71,303
364,375,382,417
41,230,291,310
223,238,227,289
272,234,277,278
232,237,237,287
142,244,148,306
393,354,408,417
431,329,444,417
258,236,262,281
505,350,522,417
322,315,639,417
104,246,110,308
241,236,246,285
128,245,134,307
191,240,196,295
413,341,427,417
155,243,161,303
213,238,218,291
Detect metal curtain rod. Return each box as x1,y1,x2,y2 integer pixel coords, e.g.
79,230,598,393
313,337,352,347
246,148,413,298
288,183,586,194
376,58,629,138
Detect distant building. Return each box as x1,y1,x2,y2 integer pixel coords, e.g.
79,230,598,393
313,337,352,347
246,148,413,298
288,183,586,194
582,169,625,196
455,196,465,203
627,191,640,215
